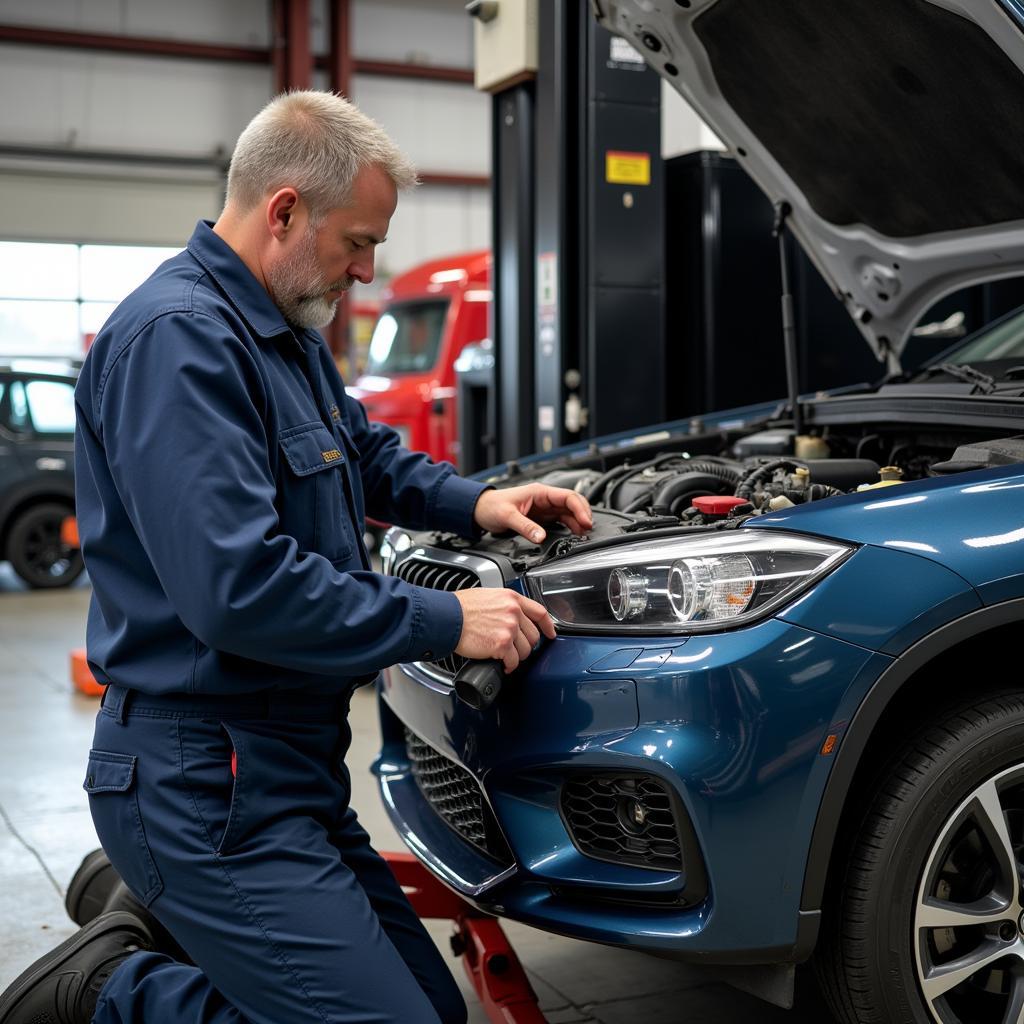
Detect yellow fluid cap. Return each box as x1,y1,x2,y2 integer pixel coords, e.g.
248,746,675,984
857,478,905,491
857,466,906,492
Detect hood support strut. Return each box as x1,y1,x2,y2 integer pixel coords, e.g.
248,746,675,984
773,201,804,437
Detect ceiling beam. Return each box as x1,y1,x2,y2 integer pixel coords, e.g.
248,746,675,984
0,23,474,85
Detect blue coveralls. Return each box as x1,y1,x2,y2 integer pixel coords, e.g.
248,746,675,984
73,220,488,1023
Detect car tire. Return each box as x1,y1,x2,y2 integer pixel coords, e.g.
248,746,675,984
816,692,1024,1024
6,502,84,589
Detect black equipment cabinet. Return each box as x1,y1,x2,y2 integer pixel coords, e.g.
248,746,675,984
665,151,872,419
664,150,1024,421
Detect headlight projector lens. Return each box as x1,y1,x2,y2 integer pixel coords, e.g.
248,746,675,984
668,554,756,622
608,568,649,621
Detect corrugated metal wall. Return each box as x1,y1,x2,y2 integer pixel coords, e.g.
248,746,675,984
0,0,490,286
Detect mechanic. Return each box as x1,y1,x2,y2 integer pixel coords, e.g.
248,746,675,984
0,91,592,1024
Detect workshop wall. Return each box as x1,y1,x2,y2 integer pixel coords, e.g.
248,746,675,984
0,0,489,282
662,81,725,158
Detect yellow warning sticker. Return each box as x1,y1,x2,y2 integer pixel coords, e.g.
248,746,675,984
605,150,650,185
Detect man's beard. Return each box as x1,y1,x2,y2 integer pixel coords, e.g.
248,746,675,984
268,226,354,330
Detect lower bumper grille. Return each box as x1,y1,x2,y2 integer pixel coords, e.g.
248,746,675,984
562,774,684,872
404,729,513,867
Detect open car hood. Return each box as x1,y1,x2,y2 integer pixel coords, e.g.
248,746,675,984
594,0,1024,371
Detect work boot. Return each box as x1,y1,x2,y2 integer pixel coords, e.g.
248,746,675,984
0,910,152,1023
64,848,118,928
66,851,192,962
65,849,191,964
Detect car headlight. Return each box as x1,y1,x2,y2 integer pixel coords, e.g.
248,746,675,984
525,530,853,634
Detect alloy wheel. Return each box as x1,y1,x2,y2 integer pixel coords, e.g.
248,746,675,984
914,764,1024,1024
7,503,84,589
22,516,72,579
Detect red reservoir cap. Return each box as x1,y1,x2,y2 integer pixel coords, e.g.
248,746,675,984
691,495,749,516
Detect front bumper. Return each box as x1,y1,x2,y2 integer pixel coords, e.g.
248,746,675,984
375,617,887,962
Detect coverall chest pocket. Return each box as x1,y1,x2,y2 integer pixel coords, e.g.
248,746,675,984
278,422,353,562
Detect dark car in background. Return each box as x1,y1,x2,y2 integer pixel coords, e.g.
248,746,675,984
0,361,82,588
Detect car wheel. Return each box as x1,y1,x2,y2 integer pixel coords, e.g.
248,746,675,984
6,502,85,589
817,693,1024,1024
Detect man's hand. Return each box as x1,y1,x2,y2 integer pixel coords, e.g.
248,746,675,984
454,588,556,674
473,483,593,544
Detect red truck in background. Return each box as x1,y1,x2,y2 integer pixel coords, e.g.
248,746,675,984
334,298,382,382
347,250,490,467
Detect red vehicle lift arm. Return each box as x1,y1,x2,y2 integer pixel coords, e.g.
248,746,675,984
384,851,547,1024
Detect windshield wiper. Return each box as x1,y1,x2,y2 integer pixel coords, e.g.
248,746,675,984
920,362,997,394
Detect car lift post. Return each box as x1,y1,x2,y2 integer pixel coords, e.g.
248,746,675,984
384,851,547,1023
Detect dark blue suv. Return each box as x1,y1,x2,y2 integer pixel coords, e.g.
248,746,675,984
0,361,82,588
374,2,1024,1022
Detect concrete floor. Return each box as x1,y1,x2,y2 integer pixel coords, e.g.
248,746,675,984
0,565,832,1023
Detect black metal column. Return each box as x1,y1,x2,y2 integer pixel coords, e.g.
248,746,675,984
488,1,662,461
583,17,664,439
491,86,536,465
533,3,664,453
532,1,579,455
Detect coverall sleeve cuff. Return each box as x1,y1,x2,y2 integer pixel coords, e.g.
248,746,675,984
428,473,493,538
406,586,464,663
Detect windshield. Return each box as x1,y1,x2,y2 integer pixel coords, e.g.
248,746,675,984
943,306,1024,365
366,300,448,375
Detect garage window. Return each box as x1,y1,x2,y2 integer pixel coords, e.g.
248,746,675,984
0,241,178,359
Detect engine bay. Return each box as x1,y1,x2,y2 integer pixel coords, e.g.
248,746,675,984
425,422,1024,573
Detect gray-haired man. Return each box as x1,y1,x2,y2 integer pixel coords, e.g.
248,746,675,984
0,91,591,1024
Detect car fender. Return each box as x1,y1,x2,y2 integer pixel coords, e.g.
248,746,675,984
798,597,1024,929
776,542,981,653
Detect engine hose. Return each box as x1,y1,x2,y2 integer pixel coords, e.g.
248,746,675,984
810,484,844,500
588,455,743,506
606,460,679,509
633,470,736,515
736,459,803,501
669,490,718,516
607,470,644,511
674,460,742,485
584,463,635,504
648,453,744,474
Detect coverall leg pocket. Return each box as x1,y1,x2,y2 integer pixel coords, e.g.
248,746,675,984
83,749,163,906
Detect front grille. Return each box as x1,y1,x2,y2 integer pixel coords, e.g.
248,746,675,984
562,774,683,872
395,557,481,676
404,729,513,867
